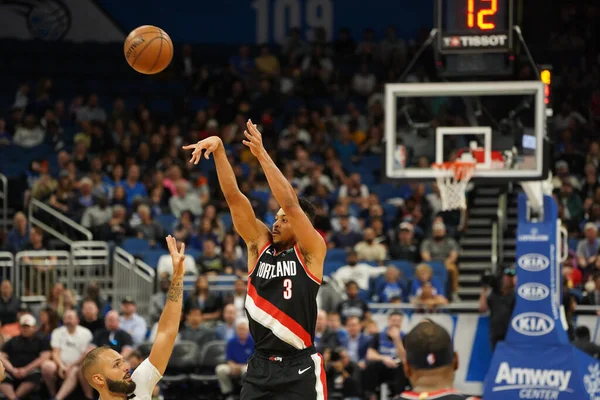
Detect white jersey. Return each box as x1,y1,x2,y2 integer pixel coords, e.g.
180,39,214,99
128,359,162,400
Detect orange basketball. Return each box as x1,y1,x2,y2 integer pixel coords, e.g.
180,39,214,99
124,25,173,75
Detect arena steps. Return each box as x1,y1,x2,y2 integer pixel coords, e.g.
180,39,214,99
458,184,508,301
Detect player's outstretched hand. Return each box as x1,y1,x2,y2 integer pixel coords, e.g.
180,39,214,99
242,119,267,158
166,235,185,278
182,136,223,165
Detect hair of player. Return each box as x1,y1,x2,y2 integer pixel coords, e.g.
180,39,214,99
404,321,452,369
298,196,316,223
82,345,111,383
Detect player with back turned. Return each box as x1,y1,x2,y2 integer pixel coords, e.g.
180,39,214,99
81,235,186,400
183,120,328,400
394,320,479,400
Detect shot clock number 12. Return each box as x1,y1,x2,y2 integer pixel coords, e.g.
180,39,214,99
467,0,498,30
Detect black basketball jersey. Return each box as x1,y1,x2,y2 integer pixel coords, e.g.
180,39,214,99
394,389,479,400
246,242,321,354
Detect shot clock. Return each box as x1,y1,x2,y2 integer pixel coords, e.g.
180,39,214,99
437,0,514,54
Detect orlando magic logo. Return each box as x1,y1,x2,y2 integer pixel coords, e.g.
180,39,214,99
0,0,71,40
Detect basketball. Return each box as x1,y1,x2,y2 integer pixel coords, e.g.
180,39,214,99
124,25,173,75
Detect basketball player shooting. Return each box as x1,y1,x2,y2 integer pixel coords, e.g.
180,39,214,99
183,120,328,400
81,235,185,400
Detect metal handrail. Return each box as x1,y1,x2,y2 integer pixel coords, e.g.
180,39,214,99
28,198,92,245
491,221,498,269
0,174,7,233
496,191,508,269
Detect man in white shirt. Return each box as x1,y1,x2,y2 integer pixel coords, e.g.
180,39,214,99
41,310,93,400
119,297,147,347
82,235,186,400
333,250,386,290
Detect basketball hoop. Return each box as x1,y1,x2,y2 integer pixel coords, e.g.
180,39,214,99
432,161,476,210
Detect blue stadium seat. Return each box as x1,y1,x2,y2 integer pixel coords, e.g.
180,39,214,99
426,261,448,282
143,249,168,269
156,214,177,233
324,261,345,276
325,248,348,263
186,249,201,260
388,260,415,280
219,213,233,232
122,238,151,255
568,238,579,252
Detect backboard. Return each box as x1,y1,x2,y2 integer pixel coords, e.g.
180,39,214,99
384,81,548,182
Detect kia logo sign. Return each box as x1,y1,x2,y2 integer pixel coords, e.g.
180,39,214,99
518,254,550,272
518,283,550,301
512,312,555,336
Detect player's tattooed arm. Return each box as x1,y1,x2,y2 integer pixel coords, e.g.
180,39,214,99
167,276,183,302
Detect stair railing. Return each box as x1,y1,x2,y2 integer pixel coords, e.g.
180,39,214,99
495,190,508,270
0,174,7,233
28,198,92,246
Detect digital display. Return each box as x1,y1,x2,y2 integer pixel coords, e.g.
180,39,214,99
437,0,514,54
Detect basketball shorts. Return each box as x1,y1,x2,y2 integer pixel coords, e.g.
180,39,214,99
240,346,327,400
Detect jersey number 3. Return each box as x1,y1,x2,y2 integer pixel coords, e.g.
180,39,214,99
283,278,292,299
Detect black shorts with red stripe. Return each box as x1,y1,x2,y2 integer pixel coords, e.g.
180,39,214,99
240,346,327,400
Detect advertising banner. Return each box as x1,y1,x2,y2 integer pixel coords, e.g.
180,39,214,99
483,194,600,400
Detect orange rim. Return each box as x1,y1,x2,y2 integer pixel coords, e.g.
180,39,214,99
431,161,476,181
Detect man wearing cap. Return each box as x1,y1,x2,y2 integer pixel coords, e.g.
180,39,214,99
389,222,419,263
394,320,479,400
119,297,147,347
0,314,51,400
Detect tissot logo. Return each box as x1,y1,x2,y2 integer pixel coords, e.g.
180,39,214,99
517,254,550,272
518,283,550,301
512,312,554,336
443,34,508,48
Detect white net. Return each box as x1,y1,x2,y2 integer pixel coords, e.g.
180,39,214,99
432,162,476,210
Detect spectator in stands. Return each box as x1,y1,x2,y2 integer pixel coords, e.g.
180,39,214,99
338,172,369,204
135,204,164,247
577,222,599,275
148,273,170,326
212,303,236,341
344,316,371,367
338,281,370,325
179,307,214,344
333,250,386,291
373,266,407,303
0,280,19,326
354,228,387,262
91,310,133,358
1,306,32,340
78,281,108,316
38,307,60,339
41,310,93,400
329,215,363,249
331,204,362,233
317,278,343,313
157,251,197,277
186,275,223,322
119,297,147,347
320,312,349,352
4,212,29,253
325,346,363,400
125,350,163,398
123,164,147,207
572,326,600,358
223,278,247,319
169,180,203,217
216,319,254,400
96,205,130,243
364,311,408,399
410,264,445,301
12,114,45,148
197,239,228,275
582,273,600,305
80,193,112,231
559,181,584,222
0,314,51,400
314,310,328,350
479,267,516,350
420,221,459,299
389,222,420,263
76,94,106,123
79,299,104,336
412,281,449,311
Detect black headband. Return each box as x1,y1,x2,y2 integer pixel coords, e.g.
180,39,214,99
405,347,454,370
